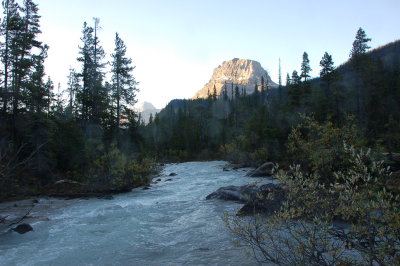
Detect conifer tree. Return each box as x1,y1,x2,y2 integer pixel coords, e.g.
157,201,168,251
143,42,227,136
350,27,371,58
66,68,80,117
0,0,20,113
320,52,341,122
111,32,138,128
278,58,282,103
25,44,49,113
349,27,371,118
288,70,301,107
301,52,312,82
77,20,107,123
222,82,228,101
212,84,217,100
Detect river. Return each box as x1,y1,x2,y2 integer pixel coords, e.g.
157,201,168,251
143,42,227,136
0,161,264,265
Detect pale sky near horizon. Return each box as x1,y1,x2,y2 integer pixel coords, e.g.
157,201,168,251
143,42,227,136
8,0,400,109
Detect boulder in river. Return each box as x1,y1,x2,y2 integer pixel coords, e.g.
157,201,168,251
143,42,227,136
169,173,177,176
205,185,259,202
237,183,287,216
246,162,275,177
206,183,287,216
12,224,33,234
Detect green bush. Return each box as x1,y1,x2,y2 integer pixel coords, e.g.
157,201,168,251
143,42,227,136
86,142,157,192
287,115,364,181
225,144,400,265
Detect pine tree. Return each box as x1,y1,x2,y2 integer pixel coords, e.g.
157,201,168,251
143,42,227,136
301,52,312,82
0,0,20,113
288,70,301,107
320,52,341,122
234,85,240,99
66,68,80,117
349,27,371,118
111,32,138,128
286,73,291,86
212,84,217,100
13,0,43,115
350,27,371,58
25,44,49,114
76,21,107,123
278,58,282,103
222,82,228,101
319,52,334,79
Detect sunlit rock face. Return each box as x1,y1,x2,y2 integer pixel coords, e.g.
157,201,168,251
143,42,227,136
136,101,160,123
193,58,277,99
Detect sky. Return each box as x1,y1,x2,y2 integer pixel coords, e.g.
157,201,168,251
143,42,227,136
18,0,400,108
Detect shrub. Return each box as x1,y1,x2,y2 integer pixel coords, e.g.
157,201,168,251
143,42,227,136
224,144,400,265
287,115,364,181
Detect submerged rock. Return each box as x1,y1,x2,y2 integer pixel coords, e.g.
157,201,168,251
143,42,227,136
169,173,177,176
12,224,33,234
98,195,114,200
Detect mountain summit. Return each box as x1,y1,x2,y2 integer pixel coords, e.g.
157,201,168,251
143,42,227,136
193,58,277,99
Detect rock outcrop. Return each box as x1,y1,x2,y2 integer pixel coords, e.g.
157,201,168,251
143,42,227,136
193,58,277,99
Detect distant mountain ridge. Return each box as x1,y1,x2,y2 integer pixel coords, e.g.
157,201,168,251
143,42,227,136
193,58,277,99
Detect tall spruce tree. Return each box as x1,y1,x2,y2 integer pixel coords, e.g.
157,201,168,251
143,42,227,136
0,0,20,113
301,52,312,82
25,44,49,113
111,32,138,128
288,70,301,107
349,27,371,118
350,27,371,58
212,84,217,100
13,0,43,115
278,58,282,103
77,21,107,124
320,52,341,122
66,68,80,117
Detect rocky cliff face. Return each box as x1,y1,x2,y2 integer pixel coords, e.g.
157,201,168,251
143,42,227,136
193,58,277,99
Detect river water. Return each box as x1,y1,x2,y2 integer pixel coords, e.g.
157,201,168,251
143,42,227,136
0,161,264,265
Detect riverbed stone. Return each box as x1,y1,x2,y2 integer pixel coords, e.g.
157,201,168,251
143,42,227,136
12,224,33,234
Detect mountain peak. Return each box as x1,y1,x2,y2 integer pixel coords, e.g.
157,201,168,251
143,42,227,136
193,58,277,99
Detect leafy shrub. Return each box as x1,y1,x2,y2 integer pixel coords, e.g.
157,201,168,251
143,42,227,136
86,142,157,192
225,144,400,265
287,115,364,181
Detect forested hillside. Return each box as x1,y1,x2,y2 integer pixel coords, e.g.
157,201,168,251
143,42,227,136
142,37,400,167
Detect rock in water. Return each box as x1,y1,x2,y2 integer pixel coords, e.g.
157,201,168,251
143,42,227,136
193,58,277,99
12,224,33,234
205,185,259,202
246,162,275,177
